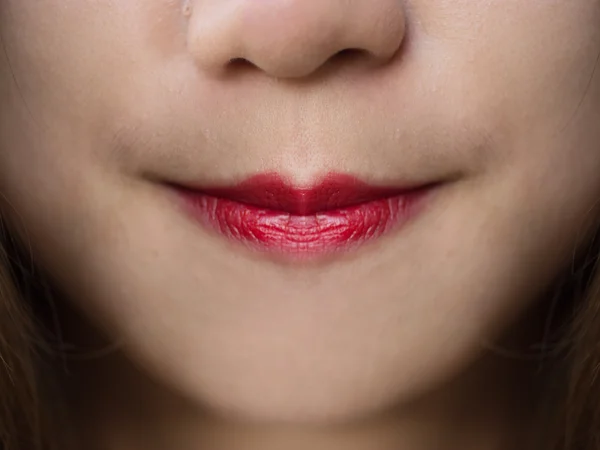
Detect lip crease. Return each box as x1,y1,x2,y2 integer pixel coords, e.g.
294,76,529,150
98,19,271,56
171,173,435,260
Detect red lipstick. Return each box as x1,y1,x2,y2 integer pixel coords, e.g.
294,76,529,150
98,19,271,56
174,173,433,260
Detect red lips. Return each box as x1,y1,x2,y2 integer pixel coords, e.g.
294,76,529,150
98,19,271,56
173,173,433,260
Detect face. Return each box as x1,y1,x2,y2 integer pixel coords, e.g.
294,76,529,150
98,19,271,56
1,0,600,423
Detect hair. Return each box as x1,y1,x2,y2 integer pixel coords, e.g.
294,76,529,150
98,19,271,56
0,221,46,450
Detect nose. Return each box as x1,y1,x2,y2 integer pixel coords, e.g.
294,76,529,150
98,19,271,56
186,0,407,79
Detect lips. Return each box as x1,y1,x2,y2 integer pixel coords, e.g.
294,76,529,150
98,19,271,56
172,173,434,260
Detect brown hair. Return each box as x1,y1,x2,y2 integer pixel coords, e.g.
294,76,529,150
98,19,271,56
0,221,47,450
0,218,69,450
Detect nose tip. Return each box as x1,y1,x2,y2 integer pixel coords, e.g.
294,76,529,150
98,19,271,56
186,0,407,79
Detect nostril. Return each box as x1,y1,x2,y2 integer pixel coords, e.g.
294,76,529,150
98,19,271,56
225,57,259,74
331,48,371,64
334,48,365,58
227,50,364,68
228,57,253,67
224,49,374,79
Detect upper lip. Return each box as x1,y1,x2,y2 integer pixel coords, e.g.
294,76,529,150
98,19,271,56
172,172,436,215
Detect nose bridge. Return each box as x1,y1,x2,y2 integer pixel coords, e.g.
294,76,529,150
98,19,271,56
187,0,406,78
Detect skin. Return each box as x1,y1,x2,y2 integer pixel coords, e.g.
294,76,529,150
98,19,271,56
1,1,600,449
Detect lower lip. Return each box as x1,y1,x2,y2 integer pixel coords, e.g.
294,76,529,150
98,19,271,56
174,183,433,261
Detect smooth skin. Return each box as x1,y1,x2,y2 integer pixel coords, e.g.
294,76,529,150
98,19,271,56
1,1,600,449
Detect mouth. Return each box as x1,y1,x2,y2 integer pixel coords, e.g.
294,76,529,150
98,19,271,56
169,173,437,261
